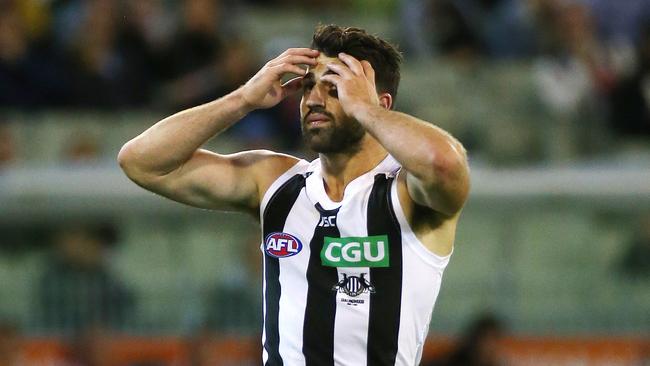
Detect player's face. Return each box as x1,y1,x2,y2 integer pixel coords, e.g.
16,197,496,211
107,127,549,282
300,54,366,154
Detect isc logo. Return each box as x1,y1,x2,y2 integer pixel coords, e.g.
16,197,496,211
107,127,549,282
318,215,336,227
264,232,303,258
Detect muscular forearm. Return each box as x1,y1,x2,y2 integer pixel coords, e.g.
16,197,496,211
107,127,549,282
354,105,466,182
118,89,253,176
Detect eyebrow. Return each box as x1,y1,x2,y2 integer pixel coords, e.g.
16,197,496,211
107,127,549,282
304,69,337,80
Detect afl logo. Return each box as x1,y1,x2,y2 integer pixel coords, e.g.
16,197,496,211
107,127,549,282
264,232,303,258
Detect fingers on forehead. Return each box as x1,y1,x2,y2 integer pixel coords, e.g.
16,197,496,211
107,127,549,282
340,53,369,74
361,60,375,75
282,55,318,65
320,74,340,84
338,52,359,65
285,48,319,56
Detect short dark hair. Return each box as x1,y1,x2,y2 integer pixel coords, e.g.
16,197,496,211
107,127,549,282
311,24,403,105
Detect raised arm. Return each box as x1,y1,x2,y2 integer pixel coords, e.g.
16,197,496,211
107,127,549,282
117,48,319,213
321,53,470,216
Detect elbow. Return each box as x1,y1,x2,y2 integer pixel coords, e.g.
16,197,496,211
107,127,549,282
117,141,136,174
432,141,470,199
117,141,149,184
429,140,468,183
410,140,469,215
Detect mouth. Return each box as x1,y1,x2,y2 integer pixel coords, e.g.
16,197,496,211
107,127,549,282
305,113,331,127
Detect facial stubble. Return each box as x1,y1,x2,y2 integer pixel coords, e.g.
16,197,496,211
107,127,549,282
301,116,366,154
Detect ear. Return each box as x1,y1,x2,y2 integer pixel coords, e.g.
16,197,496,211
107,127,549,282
378,93,393,110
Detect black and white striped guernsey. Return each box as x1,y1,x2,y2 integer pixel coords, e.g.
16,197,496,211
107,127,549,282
259,155,452,366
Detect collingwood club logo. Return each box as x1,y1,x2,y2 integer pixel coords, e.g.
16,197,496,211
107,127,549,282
332,273,375,298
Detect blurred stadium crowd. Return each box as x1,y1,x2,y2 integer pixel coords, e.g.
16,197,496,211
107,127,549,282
406,0,650,138
1,0,649,155
1,0,650,365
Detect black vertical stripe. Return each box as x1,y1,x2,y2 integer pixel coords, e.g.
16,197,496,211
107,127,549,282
302,203,340,366
262,174,307,366
367,174,403,366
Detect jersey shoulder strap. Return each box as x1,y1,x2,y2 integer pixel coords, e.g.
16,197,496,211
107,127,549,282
259,159,312,217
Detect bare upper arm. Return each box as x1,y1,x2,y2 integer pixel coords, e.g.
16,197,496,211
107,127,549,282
405,144,470,217
132,149,299,214
397,170,464,257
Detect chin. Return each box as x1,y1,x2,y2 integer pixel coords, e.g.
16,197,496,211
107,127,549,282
303,130,330,151
302,125,364,154
306,140,335,154
307,139,360,154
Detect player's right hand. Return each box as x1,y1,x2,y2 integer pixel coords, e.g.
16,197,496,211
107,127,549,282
240,48,319,110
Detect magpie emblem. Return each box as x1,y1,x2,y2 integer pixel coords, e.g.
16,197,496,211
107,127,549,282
332,273,376,297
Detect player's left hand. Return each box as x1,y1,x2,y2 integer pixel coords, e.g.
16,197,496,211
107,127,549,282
320,53,381,119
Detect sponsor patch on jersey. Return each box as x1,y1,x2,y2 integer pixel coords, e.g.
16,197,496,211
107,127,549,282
264,232,303,258
321,235,389,267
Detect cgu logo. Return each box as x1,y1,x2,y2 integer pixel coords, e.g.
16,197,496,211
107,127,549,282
321,235,390,267
264,232,303,258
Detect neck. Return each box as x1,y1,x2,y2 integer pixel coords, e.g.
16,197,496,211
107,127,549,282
319,135,388,202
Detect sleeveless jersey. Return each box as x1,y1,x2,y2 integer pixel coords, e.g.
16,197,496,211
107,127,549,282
259,155,452,366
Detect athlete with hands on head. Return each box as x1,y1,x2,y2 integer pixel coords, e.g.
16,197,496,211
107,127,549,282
119,25,469,366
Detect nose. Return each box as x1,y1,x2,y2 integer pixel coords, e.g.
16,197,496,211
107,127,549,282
305,83,326,108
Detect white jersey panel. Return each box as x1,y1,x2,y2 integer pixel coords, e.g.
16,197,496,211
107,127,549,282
260,158,310,365
262,256,268,365
259,159,310,217
390,175,451,365
277,189,320,366
331,186,373,366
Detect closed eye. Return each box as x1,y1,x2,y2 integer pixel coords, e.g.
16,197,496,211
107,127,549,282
302,80,315,91
327,83,338,98
301,71,337,97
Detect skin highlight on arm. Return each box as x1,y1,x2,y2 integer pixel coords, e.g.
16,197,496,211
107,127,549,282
312,52,469,256
118,48,319,214
319,52,470,217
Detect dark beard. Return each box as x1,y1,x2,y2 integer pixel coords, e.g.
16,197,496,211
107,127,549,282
301,117,366,154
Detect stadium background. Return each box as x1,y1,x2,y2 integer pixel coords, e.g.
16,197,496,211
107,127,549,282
0,0,649,364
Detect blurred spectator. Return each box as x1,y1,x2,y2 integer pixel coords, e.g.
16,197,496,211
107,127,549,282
537,0,616,90
607,21,650,139
0,124,17,168
427,0,482,60
399,0,434,57
532,1,607,109
184,325,260,366
64,0,154,109
475,0,536,59
585,0,650,46
62,131,102,163
0,321,22,366
531,0,614,159
37,223,133,335
400,0,535,60
245,0,348,8
426,313,505,366
0,1,72,108
158,0,236,109
617,214,650,277
186,326,217,366
67,327,111,366
117,0,177,109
